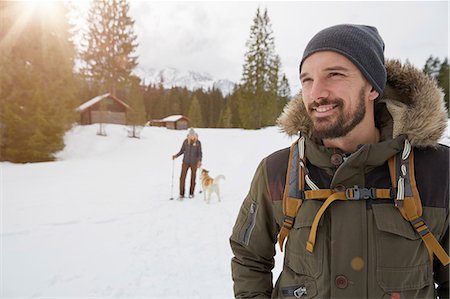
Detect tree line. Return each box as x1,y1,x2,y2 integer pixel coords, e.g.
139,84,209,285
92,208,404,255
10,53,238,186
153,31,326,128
144,8,290,129
423,56,449,116
78,3,290,131
0,2,78,163
0,1,448,163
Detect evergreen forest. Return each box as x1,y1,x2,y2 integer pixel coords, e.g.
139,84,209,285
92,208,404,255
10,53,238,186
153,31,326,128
0,1,448,163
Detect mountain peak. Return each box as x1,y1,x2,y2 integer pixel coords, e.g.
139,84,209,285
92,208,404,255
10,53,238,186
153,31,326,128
133,67,235,96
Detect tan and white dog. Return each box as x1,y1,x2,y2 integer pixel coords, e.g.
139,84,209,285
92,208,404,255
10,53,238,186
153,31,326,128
200,169,225,204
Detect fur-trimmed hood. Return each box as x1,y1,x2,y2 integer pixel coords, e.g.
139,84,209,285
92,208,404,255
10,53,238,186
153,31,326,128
277,59,448,147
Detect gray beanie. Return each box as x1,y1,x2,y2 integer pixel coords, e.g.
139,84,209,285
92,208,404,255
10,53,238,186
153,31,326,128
300,24,386,96
188,128,197,137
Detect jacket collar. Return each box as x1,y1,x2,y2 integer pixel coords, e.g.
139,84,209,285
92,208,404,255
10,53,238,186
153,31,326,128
303,134,406,187
277,59,448,148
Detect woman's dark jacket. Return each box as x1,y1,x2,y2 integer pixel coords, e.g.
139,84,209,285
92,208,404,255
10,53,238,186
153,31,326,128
175,139,202,165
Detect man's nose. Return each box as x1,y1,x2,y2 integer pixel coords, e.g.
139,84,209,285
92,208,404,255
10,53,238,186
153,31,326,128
309,79,330,100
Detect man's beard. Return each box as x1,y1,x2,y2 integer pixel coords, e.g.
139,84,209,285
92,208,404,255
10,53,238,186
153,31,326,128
309,88,366,140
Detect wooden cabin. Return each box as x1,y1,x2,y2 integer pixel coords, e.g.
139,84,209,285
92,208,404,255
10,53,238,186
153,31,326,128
76,93,131,125
149,115,190,130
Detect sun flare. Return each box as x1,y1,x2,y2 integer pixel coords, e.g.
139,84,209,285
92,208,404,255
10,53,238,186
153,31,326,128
0,1,66,50
21,0,63,18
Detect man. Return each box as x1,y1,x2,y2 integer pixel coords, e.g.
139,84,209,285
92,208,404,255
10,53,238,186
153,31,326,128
230,24,449,298
172,128,202,199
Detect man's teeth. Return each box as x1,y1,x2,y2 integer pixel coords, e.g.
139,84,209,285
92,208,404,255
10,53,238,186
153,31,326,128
314,105,336,112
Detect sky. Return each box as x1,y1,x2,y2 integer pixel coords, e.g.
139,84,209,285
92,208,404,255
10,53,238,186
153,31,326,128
74,1,449,93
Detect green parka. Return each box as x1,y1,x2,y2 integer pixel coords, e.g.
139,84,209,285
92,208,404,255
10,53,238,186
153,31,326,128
230,60,449,299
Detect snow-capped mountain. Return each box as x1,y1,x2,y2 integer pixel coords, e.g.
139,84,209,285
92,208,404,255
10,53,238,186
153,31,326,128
133,67,236,96
213,79,236,96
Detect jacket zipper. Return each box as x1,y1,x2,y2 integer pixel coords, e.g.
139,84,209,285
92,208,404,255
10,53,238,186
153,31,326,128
282,285,307,298
241,201,258,246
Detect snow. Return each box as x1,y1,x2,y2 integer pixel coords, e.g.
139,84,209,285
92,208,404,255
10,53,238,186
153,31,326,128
1,124,294,298
75,93,109,112
2,122,449,298
76,93,131,112
161,115,186,122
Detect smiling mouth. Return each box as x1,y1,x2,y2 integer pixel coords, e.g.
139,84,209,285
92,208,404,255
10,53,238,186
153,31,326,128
312,104,339,113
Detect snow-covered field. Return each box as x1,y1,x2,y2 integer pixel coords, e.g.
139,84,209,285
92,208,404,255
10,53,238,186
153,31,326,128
1,125,294,298
1,123,449,298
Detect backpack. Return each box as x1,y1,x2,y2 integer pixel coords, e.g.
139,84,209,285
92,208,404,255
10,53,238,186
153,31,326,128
278,136,450,266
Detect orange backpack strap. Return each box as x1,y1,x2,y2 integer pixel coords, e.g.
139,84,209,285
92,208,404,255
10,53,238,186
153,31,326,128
390,141,450,266
278,139,305,251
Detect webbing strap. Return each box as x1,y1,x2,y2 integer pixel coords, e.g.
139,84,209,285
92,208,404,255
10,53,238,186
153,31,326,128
402,196,448,266
374,189,393,199
278,224,290,252
403,199,450,265
305,187,394,253
406,149,423,217
388,155,397,188
306,192,347,252
298,138,306,191
393,146,449,265
421,228,450,266
305,189,333,199
304,188,393,200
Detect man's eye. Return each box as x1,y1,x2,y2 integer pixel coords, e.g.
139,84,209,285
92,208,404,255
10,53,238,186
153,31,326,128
301,78,312,84
329,72,343,77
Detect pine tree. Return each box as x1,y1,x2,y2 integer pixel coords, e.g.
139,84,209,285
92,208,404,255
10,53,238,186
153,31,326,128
167,88,181,115
277,73,291,112
188,95,204,127
80,0,138,95
0,2,77,162
126,75,146,138
278,74,291,99
217,103,233,128
423,56,441,79
210,88,226,128
423,56,449,116
223,89,242,128
437,58,449,116
144,79,165,120
238,7,290,129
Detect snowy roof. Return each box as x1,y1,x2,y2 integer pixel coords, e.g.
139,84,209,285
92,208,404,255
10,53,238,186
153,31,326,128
76,93,131,112
161,115,189,122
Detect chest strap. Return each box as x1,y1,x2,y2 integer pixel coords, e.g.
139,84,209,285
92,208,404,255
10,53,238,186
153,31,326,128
305,187,393,253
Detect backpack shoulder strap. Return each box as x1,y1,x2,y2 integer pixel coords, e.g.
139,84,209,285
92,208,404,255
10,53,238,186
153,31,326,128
389,140,449,266
278,139,305,251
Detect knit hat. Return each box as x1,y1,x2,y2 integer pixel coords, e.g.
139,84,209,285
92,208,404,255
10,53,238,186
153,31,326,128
300,24,386,96
187,128,197,137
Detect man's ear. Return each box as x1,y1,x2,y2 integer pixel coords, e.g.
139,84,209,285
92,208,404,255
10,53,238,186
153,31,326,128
369,87,379,102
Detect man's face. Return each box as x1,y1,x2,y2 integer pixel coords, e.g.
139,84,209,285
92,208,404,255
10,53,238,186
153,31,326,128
300,51,375,140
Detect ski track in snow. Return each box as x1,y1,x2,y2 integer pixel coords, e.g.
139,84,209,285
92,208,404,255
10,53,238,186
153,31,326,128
1,123,449,298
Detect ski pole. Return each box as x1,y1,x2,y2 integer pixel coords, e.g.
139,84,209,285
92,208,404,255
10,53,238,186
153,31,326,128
170,159,175,200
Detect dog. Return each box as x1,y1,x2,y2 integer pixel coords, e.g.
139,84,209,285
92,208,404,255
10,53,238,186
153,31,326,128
200,169,225,204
